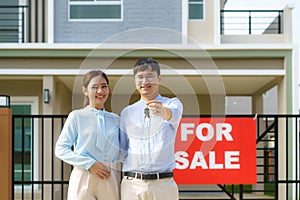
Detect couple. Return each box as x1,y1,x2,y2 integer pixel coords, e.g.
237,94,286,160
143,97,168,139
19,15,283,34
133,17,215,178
55,58,183,200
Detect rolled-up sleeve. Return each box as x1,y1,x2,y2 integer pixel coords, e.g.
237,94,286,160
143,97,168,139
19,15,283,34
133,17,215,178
166,98,183,130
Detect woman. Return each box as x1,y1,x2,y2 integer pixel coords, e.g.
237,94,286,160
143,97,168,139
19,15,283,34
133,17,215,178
55,70,120,200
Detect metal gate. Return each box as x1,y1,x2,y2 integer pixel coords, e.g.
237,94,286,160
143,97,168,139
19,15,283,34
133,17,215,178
12,114,300,200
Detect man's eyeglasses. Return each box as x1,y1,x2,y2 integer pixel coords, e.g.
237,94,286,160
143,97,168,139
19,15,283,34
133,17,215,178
135,74,157,83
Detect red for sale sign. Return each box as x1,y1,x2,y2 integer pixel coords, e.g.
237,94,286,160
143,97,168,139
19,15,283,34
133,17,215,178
174,117,257,184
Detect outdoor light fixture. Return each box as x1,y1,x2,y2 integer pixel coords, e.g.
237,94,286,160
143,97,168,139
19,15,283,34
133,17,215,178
44,89,50,104
0,95,10,108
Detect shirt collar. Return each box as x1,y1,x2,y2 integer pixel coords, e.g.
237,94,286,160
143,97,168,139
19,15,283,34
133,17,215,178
85,105,106,115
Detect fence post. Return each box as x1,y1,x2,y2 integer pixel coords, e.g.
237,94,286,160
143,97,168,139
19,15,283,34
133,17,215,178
248,11,252,34
0,107,12,200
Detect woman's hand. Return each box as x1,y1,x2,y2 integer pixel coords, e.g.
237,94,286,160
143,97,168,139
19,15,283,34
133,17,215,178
89,161,111,179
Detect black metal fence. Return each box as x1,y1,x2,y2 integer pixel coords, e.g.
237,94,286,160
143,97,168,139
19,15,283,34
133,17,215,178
12,114,300,200
220,10,283,35
12,115,69,200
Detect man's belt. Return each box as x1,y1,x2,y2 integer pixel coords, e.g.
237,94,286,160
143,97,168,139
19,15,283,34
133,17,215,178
124,172,173,180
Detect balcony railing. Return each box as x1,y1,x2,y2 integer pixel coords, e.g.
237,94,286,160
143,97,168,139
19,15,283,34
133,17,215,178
1,6,284,43
0,5,27,43
0,2,46,43
221,10,283,35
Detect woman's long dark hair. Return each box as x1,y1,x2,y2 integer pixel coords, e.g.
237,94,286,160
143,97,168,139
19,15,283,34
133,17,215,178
82,70,109,107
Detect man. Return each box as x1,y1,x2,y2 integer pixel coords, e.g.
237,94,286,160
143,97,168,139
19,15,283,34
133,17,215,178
120,57,183,200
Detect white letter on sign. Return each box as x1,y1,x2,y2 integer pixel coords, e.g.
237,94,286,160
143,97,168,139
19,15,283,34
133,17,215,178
225,151,240,169
181,123,194,141
216,123,233,141
175,151,189,169
190,151,208,169
209,151,224,169
196,123,214,141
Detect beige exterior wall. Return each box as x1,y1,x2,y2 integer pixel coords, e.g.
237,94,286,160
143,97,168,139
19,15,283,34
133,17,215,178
0,80,43,113
55,78,73,114
188,0,217,44
0,54,286,115
222,34,286,44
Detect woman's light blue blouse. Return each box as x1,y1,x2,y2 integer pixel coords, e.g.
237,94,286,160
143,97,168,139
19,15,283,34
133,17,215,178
55,106,120,170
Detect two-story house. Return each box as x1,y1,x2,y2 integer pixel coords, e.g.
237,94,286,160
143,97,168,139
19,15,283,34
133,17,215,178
0,0,297,199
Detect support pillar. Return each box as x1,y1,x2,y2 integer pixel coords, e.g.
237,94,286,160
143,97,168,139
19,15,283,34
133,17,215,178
252,93,264,194
252,93,263,115
277,77,287,199
43,76,56,200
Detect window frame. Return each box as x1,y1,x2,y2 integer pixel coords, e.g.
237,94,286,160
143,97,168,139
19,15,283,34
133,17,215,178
188,0,205,21
68,0,123,22
19,0,27,43
11,96,39,191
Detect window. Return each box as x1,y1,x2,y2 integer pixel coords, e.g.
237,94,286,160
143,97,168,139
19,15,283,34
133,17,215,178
69,0,122,21
189,0,204,20
12,105,32,186
11,97,39,191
